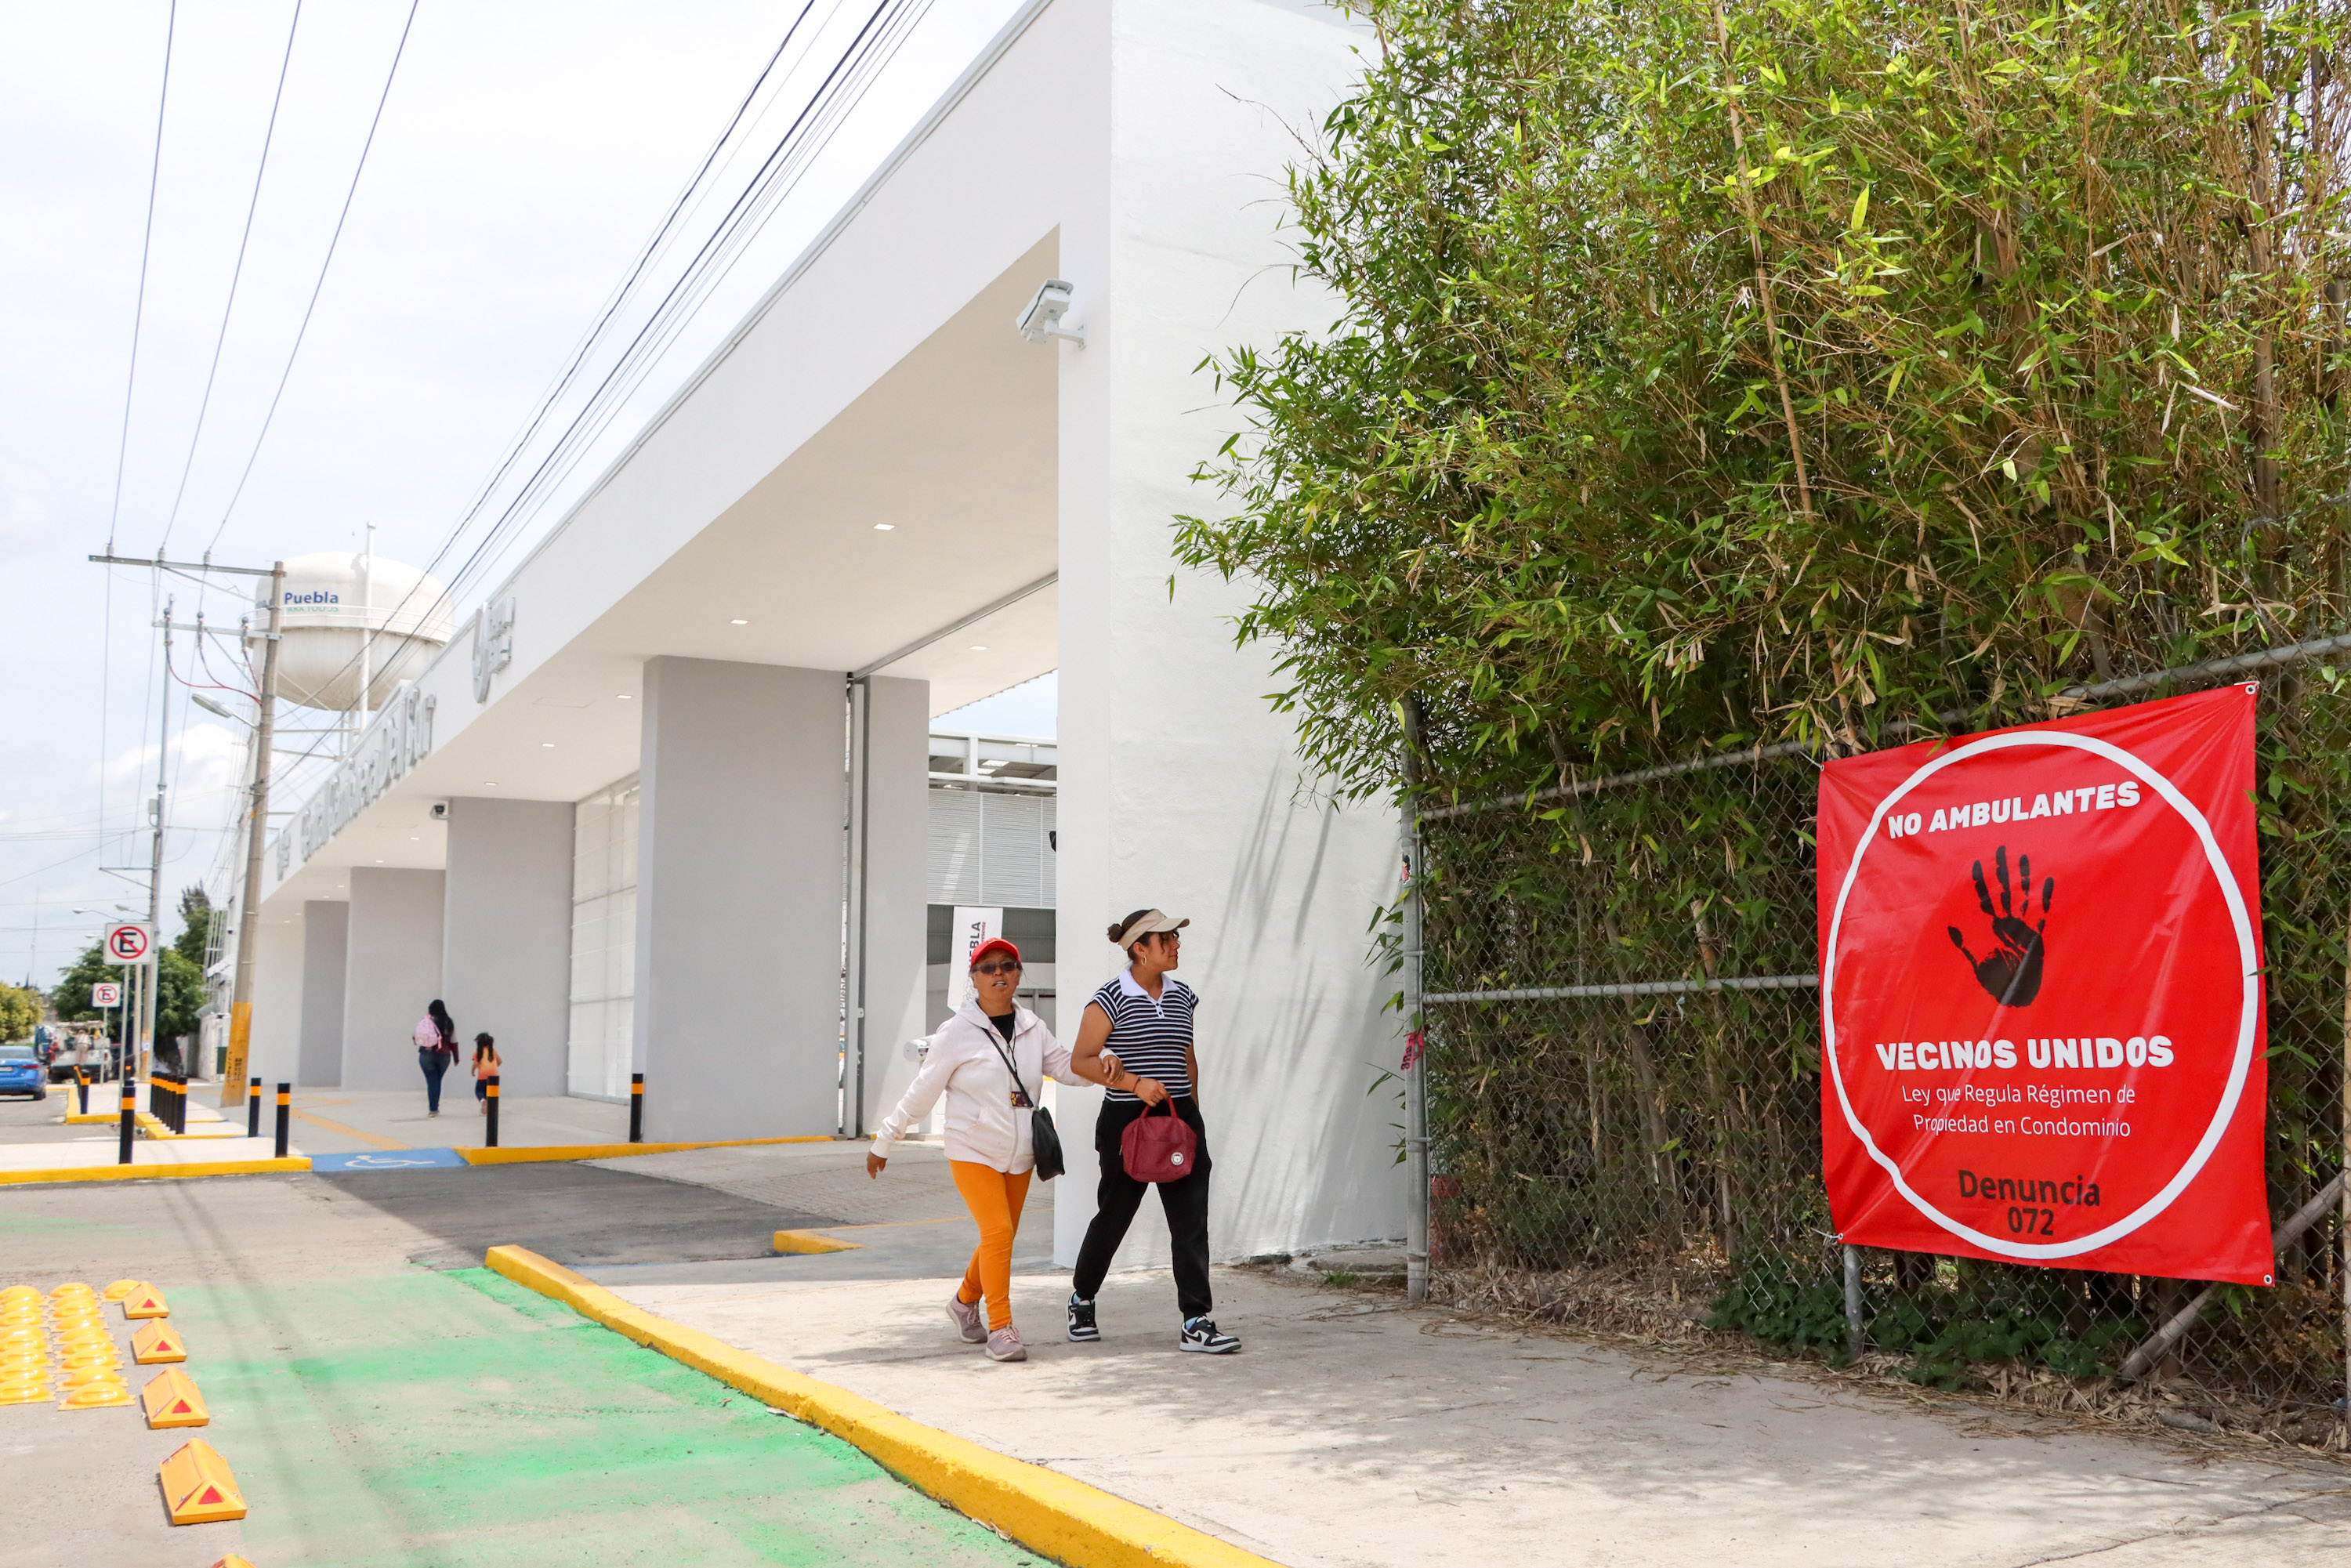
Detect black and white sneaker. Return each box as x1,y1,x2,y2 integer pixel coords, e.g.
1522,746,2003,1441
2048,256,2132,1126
1067,1293,1099,1343
1179,1316,1241,1354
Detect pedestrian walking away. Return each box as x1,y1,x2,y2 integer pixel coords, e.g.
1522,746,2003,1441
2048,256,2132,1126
471,1032,501,1113
868,936,1070,1363
1067,908,1241,1354
415,999,458,1117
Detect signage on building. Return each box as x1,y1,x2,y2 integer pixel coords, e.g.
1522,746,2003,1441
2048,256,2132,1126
276,682,437,879
103,923,154,965
1817,686,2272,1284
951,905,1005,1011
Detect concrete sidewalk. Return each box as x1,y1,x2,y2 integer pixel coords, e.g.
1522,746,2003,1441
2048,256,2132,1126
576,1139,2351,1568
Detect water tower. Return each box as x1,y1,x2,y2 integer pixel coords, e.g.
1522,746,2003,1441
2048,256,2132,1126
255,544,454,718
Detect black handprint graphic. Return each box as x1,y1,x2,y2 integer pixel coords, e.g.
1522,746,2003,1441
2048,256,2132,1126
1946,845,2054,1005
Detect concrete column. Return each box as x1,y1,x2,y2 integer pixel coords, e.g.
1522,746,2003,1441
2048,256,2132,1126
1054,0,1401,1267
298,901,349,1087
632,657,846,1140
855,675,932,1136
440,797,574,1097
340,867,446,1092
245,907,306,1089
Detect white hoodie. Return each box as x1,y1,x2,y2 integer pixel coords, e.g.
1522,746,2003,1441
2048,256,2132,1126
871,998,1073,1173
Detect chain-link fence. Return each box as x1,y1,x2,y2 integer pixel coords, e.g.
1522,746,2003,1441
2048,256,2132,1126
1409,645,2351,1447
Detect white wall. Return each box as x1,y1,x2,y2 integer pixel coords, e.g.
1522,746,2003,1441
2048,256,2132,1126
441,796,576,1097
632,657,846,1139
297,901,348,1087
340,867,447,1092
1055,0,1403,1269
245,912,305,1090
857,675,934,1135
567,777,639,1099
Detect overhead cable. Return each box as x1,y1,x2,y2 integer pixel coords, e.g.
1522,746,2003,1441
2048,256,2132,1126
158,0,306,557
107,0,180,556
201,0,420,559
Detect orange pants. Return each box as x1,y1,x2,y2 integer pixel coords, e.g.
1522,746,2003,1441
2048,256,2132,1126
950,1161,1033,1331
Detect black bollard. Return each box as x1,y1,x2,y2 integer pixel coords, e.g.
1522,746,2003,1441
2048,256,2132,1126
75,1070,89,1116
629,1072,644,1143
118,1077,136,1165
484,1074,500,1148
273,1083,291,1160
247,1077,262,1138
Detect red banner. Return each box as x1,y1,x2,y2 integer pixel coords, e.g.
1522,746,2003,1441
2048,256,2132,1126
1818,686,2272,1284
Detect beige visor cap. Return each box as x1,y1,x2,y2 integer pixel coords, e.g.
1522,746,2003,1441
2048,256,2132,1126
1114,910,1190,949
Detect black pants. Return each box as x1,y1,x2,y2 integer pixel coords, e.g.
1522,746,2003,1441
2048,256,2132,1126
1072,1095,1213,1320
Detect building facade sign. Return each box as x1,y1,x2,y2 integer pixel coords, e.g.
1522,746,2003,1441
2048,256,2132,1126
277,683,438,876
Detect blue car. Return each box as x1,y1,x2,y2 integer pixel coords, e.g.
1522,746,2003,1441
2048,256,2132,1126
0,1046,46,1100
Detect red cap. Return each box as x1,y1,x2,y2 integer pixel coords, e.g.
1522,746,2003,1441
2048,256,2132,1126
969,937,1022,970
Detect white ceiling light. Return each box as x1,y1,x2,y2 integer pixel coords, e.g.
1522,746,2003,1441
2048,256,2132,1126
484,781,498,788
730,618,748,625
542,742,555,748
872,523,894,531
970,644,987,651
617,694,632,701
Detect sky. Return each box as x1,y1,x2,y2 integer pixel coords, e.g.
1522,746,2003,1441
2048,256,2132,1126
0,0,1040,991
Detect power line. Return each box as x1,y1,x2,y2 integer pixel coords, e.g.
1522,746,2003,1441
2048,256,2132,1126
158,0,306,557
107,0,179,556
202,0,419,559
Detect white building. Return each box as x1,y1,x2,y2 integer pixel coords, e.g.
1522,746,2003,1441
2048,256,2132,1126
241,0,1404,1265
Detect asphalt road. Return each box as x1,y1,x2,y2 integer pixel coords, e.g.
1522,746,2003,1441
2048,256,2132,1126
0,1164,1038,1566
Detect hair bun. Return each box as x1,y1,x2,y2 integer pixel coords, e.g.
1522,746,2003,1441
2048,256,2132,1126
1106,922,1126,943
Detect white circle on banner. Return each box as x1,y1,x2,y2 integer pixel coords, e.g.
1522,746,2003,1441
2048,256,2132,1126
1821,726,2259,1259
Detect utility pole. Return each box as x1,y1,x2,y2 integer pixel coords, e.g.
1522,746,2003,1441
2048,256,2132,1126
223,562,284,1107
139,595,172,1082
89,552,282,1109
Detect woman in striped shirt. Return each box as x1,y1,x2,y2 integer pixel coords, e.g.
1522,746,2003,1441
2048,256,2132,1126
1065,908,1241,1354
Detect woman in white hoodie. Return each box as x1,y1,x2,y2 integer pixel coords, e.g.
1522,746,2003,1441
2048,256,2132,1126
868,936,1070,1362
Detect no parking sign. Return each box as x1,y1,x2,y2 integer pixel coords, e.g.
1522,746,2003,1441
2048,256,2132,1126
1817,686,2273,1284
104,922,154,965
91,983,121,1007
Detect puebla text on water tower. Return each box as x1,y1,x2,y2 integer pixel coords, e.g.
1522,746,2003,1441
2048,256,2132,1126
254,528,452,732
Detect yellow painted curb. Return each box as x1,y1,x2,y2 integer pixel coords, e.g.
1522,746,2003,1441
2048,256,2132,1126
62,1112,119,1124
458,1135,835,1165
773,1229,862,1255
485,1245,1279,1568
0,1158,310,1188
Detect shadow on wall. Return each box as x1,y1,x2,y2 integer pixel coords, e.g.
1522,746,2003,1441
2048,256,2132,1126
1191,765,1406,1262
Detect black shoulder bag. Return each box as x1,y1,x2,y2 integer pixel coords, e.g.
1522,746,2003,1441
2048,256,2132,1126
984,1025,1063,1182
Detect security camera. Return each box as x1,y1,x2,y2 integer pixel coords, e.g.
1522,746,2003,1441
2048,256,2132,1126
429,802,449,820
1016,279,1085,346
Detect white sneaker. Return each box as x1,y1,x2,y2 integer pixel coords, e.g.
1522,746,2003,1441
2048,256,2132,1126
986,1326,1027,1362
1179,1316,1240,1354
947,1293,987,1344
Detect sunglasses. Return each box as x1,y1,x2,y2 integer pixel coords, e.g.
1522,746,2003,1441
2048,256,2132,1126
973,961,1022,976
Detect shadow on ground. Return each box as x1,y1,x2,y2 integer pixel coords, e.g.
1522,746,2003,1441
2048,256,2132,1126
310,1161,846,1269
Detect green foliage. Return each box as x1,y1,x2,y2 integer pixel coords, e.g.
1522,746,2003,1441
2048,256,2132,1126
1178,0,2351,798
173,886,216,966
0,984,39,1042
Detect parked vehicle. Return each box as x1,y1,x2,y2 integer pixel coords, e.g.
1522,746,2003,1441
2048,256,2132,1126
0,1045,47,1100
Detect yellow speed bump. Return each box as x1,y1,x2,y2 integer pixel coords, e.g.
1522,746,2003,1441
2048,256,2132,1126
122,1285,170,1320
208,1556,259,1568
141,1367,209,1429
60,1380,132,1410
102,1279,143,1302
132,1321,187,1364
0,1382,48,1405
161,1439,248,1524
773,1229,862,1255
59,1363,126,1389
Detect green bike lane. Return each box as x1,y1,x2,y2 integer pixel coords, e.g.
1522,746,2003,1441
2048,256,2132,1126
176,1266,1041,1566
0,1162,1042,1567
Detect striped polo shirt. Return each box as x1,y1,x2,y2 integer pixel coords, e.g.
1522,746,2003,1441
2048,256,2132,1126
1092,969,1197,1103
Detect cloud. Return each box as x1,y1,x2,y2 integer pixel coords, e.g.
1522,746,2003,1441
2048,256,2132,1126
0,462,62,558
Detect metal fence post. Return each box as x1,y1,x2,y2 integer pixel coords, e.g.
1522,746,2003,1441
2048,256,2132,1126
1403,695,1431,1305
1842,1244,1864,1361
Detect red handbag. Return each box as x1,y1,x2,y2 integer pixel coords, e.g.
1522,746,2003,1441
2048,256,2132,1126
1120,1099,1200,1183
